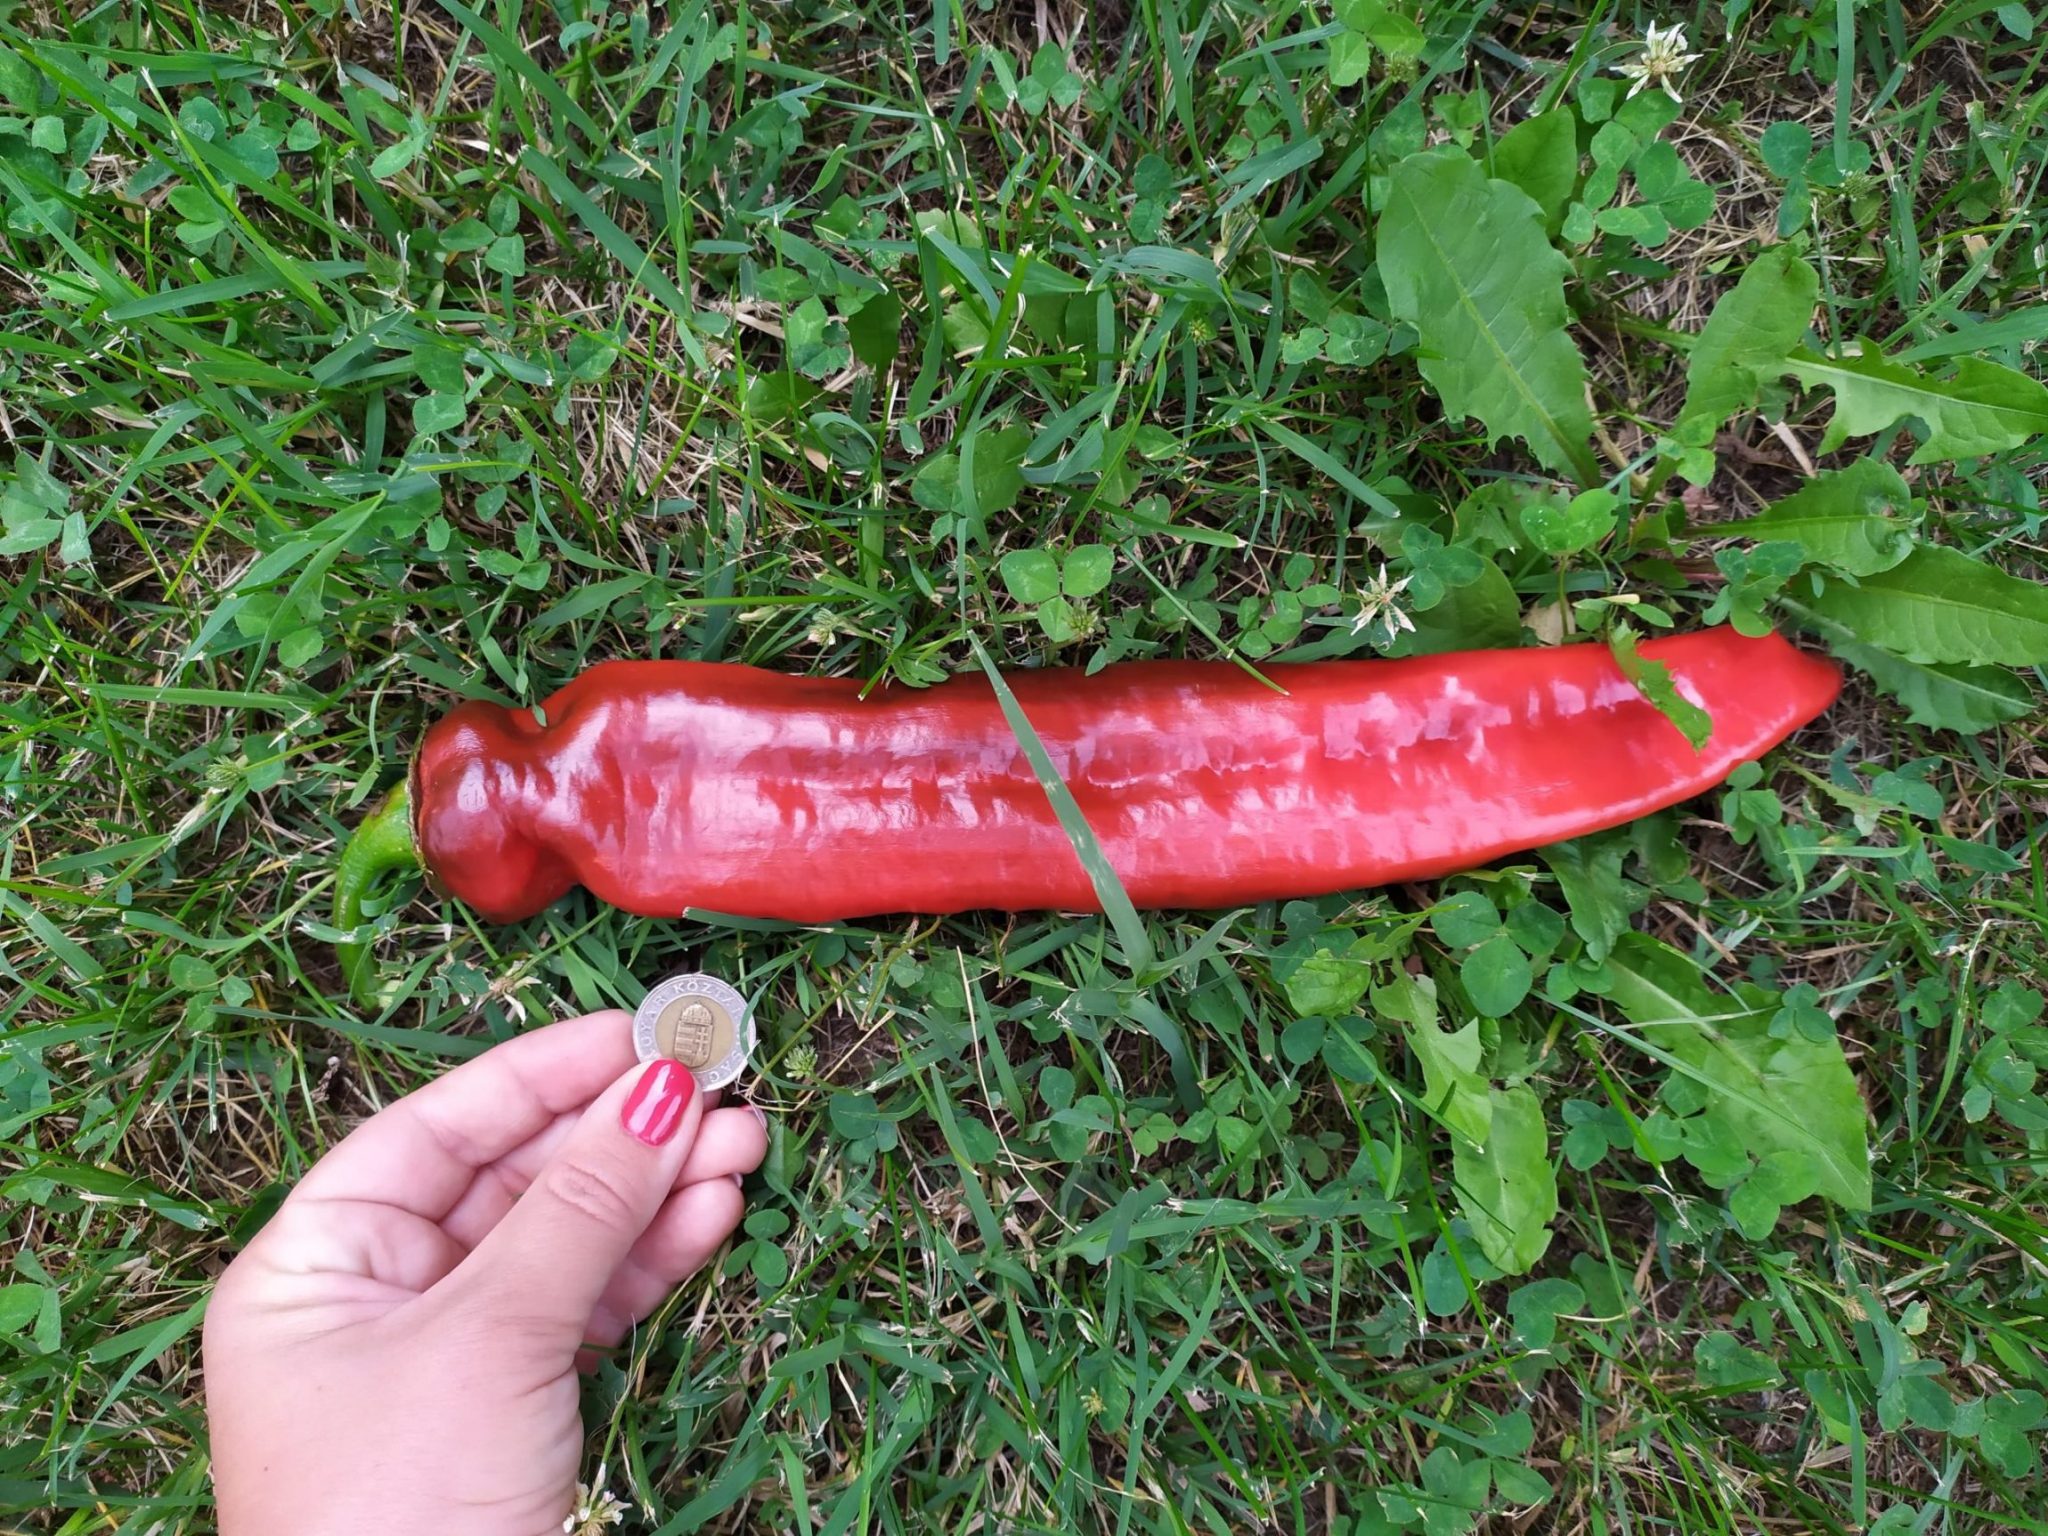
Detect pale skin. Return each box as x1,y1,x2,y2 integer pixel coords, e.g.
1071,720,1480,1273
202,1010,768,1536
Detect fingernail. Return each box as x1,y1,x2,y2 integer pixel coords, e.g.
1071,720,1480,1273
622,1060,694,1147
747,1104,768,1132
729,1173,745,1189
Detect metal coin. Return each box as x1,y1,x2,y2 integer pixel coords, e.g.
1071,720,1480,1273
632,973,755,1091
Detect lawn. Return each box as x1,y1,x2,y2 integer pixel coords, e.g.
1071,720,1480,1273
4,0,2047,1531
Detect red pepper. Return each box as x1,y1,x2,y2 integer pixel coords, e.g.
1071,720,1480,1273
334,627,1838,1000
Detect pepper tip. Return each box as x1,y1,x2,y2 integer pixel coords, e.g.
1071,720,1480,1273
333,782,420,1009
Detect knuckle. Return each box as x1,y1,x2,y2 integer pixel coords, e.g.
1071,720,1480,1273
539,1155,643,1233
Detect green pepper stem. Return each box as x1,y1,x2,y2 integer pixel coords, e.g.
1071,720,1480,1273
333,782,418,1007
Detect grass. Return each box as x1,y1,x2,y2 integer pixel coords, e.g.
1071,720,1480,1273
4,0,2047,1532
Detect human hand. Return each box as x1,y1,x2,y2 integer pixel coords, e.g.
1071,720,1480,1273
202,1009,768,1536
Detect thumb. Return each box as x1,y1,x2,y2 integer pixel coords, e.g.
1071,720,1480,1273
447,1057,704,1350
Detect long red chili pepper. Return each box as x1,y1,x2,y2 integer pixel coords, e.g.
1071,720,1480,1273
334,627,1839,1001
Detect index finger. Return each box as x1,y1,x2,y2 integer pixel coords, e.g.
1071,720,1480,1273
291,1009,639,1222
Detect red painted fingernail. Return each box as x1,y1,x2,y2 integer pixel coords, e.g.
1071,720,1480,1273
622,1060,693,1147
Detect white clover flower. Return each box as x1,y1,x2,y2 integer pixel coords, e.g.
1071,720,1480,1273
563,1465,629,1534
806,609,853,649
1613,21,1703,102
1350,563,1416,639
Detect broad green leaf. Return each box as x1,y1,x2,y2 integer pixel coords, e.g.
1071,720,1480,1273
957,423,1031,525
1462,936,1532,1016
369,129,425,179
1728,1171,1784,1238
1283,943,1374,1017
0,46,37,108
999,549,1060,603
846,291,903,370
1430,889,1501,950
1588,119,1636,175
1036,596,1088,643
1729,1147,1819,1237
278,627,323,668
1376,978,1490,1146
917,424,1033,539
567,333,620,382
1779,595,2036,733
1505,898,1566,959
742,372,816,424
1609,626,1713,750
1378,151,1597,482
1630,141,1715,233
1798,545,2048,667
0,1283,50,1334
941,298,991,356
412,391,467,435
1507,1276,1584,1349
1327,29,1373,88
1364,4,1425,60
1775,177,1814,238
1062,544,1115,598
1398,523,1484,604
1404,1015,1492,1147
440,217,493,252
1490,108,1579,231
1332,0,1425,73
1519,487,1616,555
785,295,849,378
1759,121,1812,177
1452,1085,1556,1274
1785,344,2048,464
1420,1445,1491,1515
1695,1330,1784,1391
59,510,89,565
1717,458,1914,576
1038,1064,1075,1112
1605,933,1871,1210
1831,639,2033,733
1389,555,1522,655
1538,835,1635,961
483,234,526,276
1280,1017,1326,1066
910,454,960,514
1215,1114,1258,1158
1595,202,1668,244
411,344,465,395
1882,1374,1958,1435
0,516,60,557
1493,1463,1553,1505
5,459,68,526
1321,1020,1376,1081
1676,246,1817,446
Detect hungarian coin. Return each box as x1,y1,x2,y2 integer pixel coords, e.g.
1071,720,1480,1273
632,973,754,1090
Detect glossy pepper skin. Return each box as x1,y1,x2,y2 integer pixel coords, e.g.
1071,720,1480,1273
332,628,1838,995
